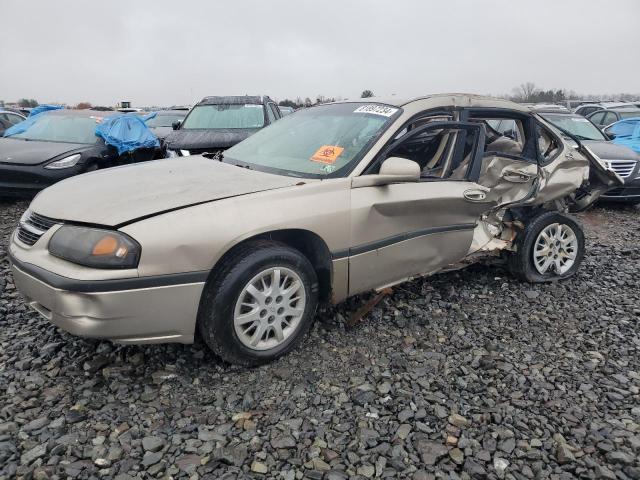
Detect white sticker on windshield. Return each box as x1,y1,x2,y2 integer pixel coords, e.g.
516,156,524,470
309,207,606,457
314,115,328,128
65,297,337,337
353,105,398,117
573,118,591,122
245,104,263,108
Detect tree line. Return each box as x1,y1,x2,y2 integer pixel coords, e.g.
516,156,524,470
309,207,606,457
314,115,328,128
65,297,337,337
508,82,639,103
278,90,375,109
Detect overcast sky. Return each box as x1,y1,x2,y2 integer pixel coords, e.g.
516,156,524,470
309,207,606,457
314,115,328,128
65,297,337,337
1,0,638,107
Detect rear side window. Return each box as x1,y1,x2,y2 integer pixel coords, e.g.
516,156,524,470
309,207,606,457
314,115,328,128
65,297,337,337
603,112,618,125
269,104,280,120
6,113,25,125
477,117,525,157
589,112,606,125
536,123,561,164
265,104,277,123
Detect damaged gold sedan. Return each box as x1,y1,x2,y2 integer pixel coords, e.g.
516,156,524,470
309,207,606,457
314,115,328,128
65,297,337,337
9,95,621,365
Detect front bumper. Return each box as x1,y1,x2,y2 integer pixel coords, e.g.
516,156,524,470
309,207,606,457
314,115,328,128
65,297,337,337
601,177,640,201
0,162,84,197
9,254,206,344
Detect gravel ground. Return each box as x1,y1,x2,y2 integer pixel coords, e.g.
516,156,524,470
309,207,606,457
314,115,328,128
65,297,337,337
1,198,639,480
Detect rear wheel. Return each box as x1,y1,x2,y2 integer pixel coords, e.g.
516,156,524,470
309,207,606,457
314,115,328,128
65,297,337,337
509,211,585,283
198,241,318,366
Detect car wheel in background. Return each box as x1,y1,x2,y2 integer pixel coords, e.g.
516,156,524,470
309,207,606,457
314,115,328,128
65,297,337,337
198,241,318,366
509,211,585,283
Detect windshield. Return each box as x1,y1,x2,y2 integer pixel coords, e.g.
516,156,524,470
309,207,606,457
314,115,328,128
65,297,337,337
181,104,265,129
146,114,185,127
224,102,399,178
542,114,606,141
9,114,99,144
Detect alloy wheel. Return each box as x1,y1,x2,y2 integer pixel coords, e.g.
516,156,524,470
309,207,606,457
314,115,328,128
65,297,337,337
233,267,306,350
532,223,578,275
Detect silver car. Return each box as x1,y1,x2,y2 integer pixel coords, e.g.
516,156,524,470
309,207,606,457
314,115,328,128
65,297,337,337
9,95,620,365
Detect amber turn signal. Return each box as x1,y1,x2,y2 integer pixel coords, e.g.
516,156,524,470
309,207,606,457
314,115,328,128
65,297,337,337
92,235,119,256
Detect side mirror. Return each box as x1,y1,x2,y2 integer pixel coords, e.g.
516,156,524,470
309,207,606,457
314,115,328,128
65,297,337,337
352,157,421,188
605,130,616,140
172,120,182,131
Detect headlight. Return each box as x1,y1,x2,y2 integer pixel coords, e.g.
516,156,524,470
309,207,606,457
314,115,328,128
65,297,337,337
166,149,179,158
49,226,140,269
180,149,190,156
45,154,82,169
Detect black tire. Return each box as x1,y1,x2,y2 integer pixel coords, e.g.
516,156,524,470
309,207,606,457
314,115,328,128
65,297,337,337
197,240,319,366
508,211,585,283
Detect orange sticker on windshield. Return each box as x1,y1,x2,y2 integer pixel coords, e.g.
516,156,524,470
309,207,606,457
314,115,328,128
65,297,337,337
311,145,344,164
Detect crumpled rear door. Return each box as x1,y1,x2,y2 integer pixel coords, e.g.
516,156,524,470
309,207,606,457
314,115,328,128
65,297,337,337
472,154,539,207
570,144,624,211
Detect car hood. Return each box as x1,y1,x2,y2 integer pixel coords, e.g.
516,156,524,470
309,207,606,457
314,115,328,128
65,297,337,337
164,128,259,150
148,126,173,141
582,140,639,161
0,137,90,165
30,157,301,226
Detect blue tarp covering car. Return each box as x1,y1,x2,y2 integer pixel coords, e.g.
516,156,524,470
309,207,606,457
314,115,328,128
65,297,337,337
95,113,160,155
5,110,160,156
3,105,65,137
28,104,65,117
606,118,640,154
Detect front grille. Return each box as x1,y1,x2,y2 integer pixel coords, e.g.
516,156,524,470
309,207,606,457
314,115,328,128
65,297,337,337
17,211,60,246
603,159,637,179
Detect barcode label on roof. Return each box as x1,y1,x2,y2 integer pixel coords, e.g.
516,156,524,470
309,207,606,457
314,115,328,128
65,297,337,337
353,105,398,117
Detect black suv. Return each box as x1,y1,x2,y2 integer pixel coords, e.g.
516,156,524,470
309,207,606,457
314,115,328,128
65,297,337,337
164,96,281,157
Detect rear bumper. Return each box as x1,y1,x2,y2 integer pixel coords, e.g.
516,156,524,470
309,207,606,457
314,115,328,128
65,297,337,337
0,162,84,197
10,257,205,344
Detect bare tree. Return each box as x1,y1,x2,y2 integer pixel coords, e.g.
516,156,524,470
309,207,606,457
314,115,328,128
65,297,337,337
361,90,374,98
513,82,538,102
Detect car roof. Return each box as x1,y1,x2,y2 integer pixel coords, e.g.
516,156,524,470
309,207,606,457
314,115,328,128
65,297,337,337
334,94,531,112
537,110,581,116
0,109,25,115
198,95,270,106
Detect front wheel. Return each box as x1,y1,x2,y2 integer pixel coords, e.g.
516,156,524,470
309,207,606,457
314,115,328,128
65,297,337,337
509,211,585,283
198,241,318,366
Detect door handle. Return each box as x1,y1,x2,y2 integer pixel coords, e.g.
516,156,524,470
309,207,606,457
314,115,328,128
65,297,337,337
501,169,532,183
463,189,488,202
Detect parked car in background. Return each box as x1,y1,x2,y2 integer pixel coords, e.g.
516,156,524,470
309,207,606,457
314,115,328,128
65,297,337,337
524,103,570,113
588,107,640,129
8,95,620,365
574,102,637,117
0,109,26,136
164,95,281,157
144,109,188,141
279,106,295,116
538,109,640,204
0,109,160,197
564,100,598,112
